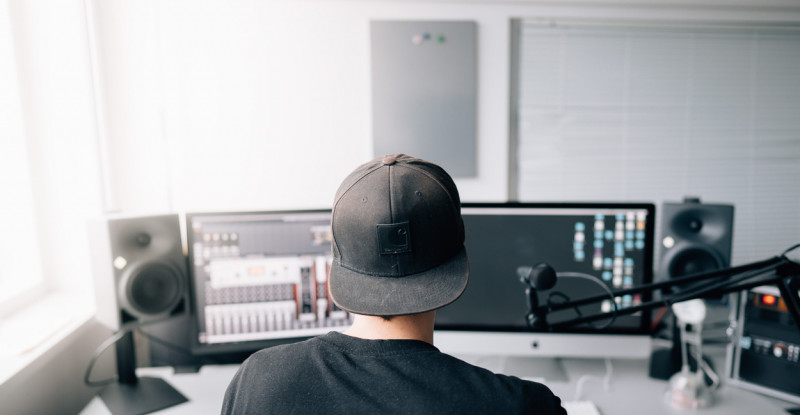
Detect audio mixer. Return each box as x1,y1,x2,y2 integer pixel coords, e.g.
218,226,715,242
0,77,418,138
186,211,352,353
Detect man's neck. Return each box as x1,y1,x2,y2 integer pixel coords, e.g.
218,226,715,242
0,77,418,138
343,311,435,344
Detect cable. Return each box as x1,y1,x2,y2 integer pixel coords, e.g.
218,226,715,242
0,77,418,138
136,328,222,366
603,357,613,391
546,291,615,330
697,352,721,392
650,305,668,330
136,328,193,358
547,292,573,311
574,357,614,401
573,375,592,401
84,329,130,388
781,243,800,257
553,272,618,330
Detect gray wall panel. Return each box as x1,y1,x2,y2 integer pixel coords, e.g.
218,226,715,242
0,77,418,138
371,20,477,177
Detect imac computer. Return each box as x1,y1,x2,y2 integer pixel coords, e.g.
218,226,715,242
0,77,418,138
435,203,656,380
185,210,352,356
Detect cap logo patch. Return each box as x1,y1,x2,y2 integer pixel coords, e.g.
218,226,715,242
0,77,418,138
377,222,411,255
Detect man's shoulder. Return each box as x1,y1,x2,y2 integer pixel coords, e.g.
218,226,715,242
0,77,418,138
246,335,322,362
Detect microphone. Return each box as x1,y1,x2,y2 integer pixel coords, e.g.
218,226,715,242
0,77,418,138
531,263,558,290
518,263,558,330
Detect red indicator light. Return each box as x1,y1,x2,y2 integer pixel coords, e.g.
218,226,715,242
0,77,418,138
762,295,777,306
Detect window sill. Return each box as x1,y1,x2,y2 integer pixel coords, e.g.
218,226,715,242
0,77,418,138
0,290,95,386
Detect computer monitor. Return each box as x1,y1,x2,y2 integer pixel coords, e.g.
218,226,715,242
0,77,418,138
434,203,655,380
185,210,352,355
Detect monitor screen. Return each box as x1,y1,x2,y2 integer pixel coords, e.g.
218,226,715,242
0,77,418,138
186,210,352,355
435,203,655,362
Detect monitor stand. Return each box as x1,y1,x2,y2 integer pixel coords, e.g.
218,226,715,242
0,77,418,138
501,356,569,382
455,354,569,382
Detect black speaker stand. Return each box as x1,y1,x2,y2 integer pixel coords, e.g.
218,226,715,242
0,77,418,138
99,331,187,415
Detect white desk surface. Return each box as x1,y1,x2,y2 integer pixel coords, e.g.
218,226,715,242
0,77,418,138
81,351,795,415
81,365,239,415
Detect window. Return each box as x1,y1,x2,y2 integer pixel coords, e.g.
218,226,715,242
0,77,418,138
0,1,44,314
512,19,800,265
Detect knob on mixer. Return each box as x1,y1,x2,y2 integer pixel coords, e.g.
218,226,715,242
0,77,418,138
773,343,788,358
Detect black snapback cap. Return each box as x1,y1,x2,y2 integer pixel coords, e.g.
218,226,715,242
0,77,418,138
328,154,469,316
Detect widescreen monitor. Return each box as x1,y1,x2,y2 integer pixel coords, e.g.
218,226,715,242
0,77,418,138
434,203,656,379
185,210,351,355
184,203,656,374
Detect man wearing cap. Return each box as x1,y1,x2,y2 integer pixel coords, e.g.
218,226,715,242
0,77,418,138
222,154,566,414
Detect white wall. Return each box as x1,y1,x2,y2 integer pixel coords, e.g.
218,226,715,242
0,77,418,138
88,0,800,215
89,0,511,212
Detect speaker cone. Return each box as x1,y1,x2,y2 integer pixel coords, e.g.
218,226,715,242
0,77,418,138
664,245,725,295
668,248,722,279
122,262,184,318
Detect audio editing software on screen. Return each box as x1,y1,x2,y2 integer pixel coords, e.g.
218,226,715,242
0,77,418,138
186,211,351,350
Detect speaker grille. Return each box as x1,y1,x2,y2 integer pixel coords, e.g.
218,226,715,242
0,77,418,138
127,263,183,315
668,247,723,279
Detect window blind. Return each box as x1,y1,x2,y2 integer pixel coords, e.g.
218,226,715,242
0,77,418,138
513,19,800,265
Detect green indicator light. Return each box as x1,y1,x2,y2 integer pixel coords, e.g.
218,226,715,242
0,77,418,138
437,34,446,43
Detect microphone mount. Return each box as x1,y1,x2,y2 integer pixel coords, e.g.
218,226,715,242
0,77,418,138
518,264,557,330
524,247,800,333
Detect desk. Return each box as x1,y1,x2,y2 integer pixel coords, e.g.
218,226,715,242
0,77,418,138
529,357,790,415
81,349,794,415
80,365,239,415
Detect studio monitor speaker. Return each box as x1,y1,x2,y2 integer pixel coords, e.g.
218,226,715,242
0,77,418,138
88,214,187,331
657,198,734,294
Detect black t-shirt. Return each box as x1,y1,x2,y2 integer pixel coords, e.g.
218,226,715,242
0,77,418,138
222,331,566,414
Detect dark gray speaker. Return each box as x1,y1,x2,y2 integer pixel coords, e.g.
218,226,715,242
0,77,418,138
657,198,734,293
88,214,187,331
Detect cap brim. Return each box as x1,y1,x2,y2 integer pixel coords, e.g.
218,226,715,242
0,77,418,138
328,247,469,316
